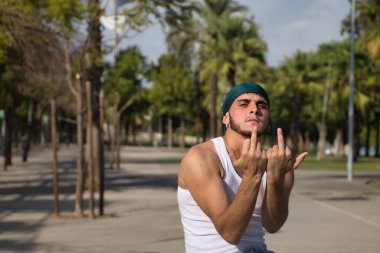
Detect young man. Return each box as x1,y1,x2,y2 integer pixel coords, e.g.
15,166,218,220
177,82,308,253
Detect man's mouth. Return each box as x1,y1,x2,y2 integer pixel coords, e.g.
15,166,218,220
245,117,259,123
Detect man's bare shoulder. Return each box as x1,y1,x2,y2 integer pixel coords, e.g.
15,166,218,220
184,141,215,160
178,140,222,188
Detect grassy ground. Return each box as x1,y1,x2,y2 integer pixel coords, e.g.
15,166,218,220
301,155,380,172
368,179,380,188
302,155,380,189
159,154,380,172
159,155,380,188
158,154,380,188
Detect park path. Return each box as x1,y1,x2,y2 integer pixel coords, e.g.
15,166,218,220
0,145,380,253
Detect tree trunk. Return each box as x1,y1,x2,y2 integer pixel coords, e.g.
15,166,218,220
217,114,223,137
22,100,34,162
226,67,235,91
159,116,164,145
74,76,84,218
115,113,121,170
63,33,85,217
149,119,154,146
85,0,104,216
376,117,380,157
132,120,137,144
3,106,13,170
179,117,185,148
21,134,30,162
127,118,133,144
209,73,218,138
50,99,60,217
86,81,95,219
333,129,343,157
290,94,300,154
354,109,361,162
202,112,208,142
317,123,327,160
109,107,117,169
304,131,310,153
365,121,371,157
108,124,115,169
297,131,304,152
354,133,360,162
167,115,173,149
98,90,105,216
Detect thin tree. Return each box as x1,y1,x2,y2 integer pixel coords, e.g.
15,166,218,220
86,81,95,219
194,0,249,137
85,0,104,216
104,46,144,169
47,0,85,218
51,99,60,217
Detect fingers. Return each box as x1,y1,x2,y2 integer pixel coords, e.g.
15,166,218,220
292,152,308,170
241,139,251,157
277,128,285,152
266,148,272,158
285,146,292,157
256,141,262,156
250,126,257,152
261,149,267,159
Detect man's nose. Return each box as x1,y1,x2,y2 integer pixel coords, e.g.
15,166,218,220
250,104,258,114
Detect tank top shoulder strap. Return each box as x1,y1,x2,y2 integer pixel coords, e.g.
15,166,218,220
211,137,240,180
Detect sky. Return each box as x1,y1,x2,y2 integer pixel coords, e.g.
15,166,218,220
108,0,351,67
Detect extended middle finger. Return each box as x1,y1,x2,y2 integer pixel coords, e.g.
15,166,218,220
250,126,257,153
277,128,285,153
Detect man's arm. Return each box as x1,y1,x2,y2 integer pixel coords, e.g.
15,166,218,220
261,170,294,233
178,128,267,244
261,128,308,233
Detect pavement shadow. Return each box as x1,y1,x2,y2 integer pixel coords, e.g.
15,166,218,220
0,148,181,252
316,196,369,201
0,213,50,252
105,171,178,191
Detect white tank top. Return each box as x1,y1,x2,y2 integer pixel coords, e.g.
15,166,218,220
177,137,267,253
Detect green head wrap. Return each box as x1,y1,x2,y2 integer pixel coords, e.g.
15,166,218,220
221,82,270,115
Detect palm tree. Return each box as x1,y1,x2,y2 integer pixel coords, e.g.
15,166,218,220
214,16,267,90
315,40,373,159
195,0,269,137
271,51,321,154
164,0,268,138
356,0,380,57
196,0,247,137
355,0,380,156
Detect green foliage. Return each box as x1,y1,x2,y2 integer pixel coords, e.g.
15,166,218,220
196,0,260,84
269,50,322,135
0,0,379,155
104,46,146,106
356,0,380,56
150,53,194,117
46,0,84,32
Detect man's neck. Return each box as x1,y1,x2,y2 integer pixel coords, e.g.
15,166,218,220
223,129,264,157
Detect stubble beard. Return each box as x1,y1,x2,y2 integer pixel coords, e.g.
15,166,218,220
229,114,267,138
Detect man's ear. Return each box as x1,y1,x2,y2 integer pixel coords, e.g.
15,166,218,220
223,112,229,126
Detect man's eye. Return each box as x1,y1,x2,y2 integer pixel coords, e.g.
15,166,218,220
257,103,268,109
239,103,248,106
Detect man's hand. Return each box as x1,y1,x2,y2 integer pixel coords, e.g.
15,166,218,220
227,126,267,178
267,128,308,182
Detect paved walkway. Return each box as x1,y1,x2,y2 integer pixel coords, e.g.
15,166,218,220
0,145,379,253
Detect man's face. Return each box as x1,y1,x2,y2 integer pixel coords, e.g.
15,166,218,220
224,93,269,138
